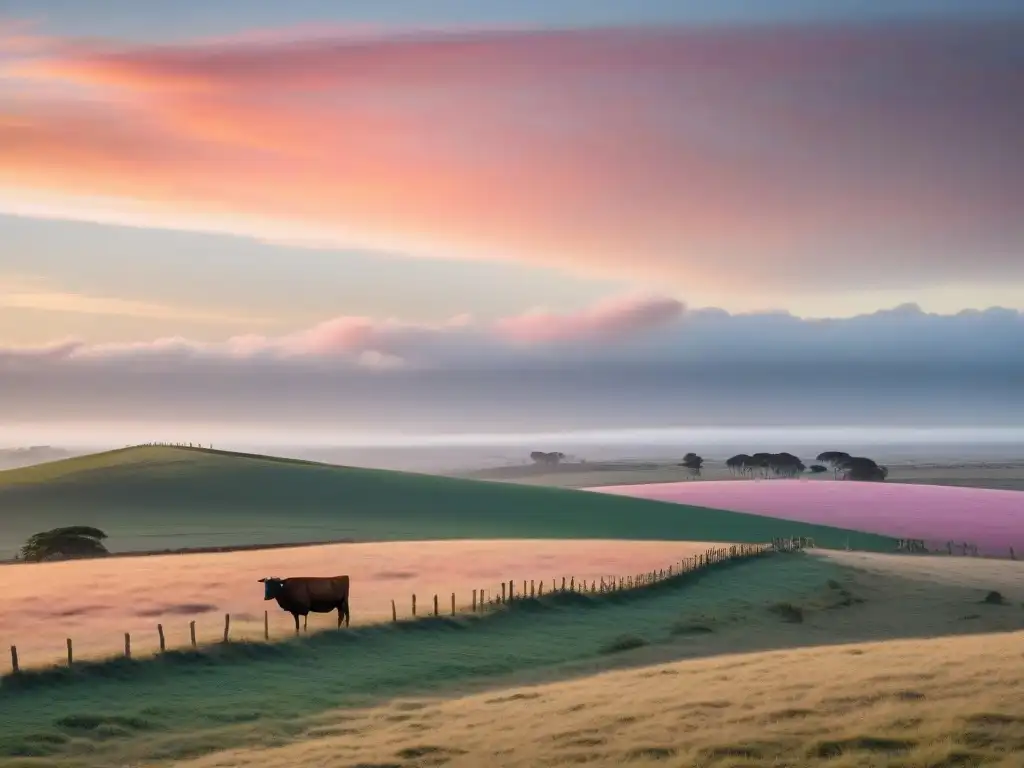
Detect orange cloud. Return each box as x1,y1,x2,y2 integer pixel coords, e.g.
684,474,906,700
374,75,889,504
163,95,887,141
2,23,1022,297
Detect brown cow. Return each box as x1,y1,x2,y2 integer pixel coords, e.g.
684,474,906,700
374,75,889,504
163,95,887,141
258,575,350,633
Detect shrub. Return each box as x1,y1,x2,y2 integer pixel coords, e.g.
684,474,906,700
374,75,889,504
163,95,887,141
769,602,805,623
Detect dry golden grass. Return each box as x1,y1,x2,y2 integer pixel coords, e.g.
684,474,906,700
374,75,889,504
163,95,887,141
0,538,719,669
173,629,1024,768
820,549,1024,591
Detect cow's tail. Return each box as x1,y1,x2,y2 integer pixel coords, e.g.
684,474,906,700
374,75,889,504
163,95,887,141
342,596,351,627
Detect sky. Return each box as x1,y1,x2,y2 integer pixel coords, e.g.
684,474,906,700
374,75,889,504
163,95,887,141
1,1,1022,440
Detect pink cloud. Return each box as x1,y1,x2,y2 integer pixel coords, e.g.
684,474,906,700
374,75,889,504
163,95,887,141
0,300,1019,428
1,22,1021,296
2,293,683,368
497,295,684,343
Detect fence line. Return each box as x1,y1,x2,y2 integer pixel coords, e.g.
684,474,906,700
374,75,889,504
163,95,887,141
5,538,816,676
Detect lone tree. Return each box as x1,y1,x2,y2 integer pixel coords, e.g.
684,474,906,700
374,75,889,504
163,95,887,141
839,457,889,482
681,453,703,468
20,526,109,562
680,453,704,476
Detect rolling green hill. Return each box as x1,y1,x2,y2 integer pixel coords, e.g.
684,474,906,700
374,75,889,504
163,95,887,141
0,446,896,557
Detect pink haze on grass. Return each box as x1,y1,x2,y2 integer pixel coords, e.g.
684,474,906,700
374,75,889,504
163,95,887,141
0,538,717,669
592,481,1024,556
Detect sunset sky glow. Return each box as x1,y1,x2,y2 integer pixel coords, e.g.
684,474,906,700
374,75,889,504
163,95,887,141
1,0,1022,434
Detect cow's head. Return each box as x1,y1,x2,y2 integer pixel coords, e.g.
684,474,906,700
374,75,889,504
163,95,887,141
257,577,285,600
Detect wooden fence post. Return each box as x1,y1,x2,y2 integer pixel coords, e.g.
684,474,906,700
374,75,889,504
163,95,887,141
509,579,514,601
392,599,398,622
124,632,132,659
561,577,566,592
66,638,73,666
433,594,439,617
451,592,456,616
190,620,197,647
538,581,544,597
530,580,535,598
264,611,269,640
570,577,575,591
158,624,166,652
501,583,506,604
523,580,527,598
9,645,18,674
412,594,417,617
472,589,477,612
223,613,231,643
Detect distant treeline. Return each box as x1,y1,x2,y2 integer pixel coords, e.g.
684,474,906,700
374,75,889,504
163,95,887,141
527,449,888,481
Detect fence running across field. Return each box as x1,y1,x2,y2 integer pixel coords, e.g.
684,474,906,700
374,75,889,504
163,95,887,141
4,538,811,677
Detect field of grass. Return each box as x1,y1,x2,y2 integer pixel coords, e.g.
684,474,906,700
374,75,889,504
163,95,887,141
0,538,729,669
174,629,1024,768
1,551,1022,767
595,479,1024,557
0,446,897,558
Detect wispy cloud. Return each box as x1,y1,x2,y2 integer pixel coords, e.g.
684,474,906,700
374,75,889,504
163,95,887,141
0,275,267,324
1,21,1020,301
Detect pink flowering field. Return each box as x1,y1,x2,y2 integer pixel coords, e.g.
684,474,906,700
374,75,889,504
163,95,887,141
592,480,1024,557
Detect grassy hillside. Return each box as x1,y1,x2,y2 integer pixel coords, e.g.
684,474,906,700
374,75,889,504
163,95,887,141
0,446,896,557
1,552,1021,767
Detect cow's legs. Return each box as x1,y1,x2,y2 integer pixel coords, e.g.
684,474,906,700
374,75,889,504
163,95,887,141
339,598,350,627
303,614,308,632
292,613,300,634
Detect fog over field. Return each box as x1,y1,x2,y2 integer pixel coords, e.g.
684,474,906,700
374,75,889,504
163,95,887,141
3,427,1023,474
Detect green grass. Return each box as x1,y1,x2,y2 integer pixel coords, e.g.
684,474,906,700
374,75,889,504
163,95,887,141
0,446,896,558
0,554,851,766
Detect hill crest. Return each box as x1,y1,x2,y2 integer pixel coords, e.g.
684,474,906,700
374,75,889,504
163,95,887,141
0,444,898,558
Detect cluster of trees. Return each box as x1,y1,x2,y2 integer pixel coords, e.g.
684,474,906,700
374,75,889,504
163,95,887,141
725,452,807,478
523,446,888,482
18,526,110,562
722,450,888,482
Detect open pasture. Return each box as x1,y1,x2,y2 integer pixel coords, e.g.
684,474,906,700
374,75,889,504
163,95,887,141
0,538,728,670
0,446,897,558
1,551,1022,767
172,630,1024,768
593,480,1024,557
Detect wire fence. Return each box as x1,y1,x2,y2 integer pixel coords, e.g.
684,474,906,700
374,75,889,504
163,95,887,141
5,539,811,676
